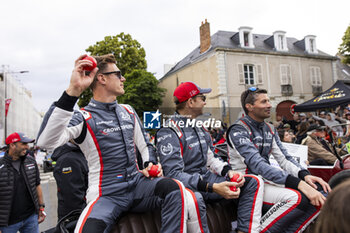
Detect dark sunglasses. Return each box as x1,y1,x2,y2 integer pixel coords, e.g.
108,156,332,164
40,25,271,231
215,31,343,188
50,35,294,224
101,71,122,79
194,94,206,102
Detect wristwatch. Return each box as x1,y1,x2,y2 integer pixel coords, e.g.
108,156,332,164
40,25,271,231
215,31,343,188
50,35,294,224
39,203,45,208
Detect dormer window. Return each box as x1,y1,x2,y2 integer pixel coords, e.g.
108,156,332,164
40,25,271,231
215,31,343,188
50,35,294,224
239,26,254,48
305,35,318,54
273,31,288,51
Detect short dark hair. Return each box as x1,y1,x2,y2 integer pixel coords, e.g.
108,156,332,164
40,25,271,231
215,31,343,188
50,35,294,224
240,88,267,114
90,54,117,90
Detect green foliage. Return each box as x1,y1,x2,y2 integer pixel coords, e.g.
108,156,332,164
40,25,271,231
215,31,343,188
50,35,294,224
118,69,166,117
77,33,167,116
78,33,148,108
86,33,147,74
339,25,350,65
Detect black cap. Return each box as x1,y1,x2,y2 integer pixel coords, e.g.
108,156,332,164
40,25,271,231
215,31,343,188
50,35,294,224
307,124,326,132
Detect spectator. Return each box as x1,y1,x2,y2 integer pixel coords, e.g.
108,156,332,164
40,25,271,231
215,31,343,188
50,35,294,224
282,123,291,132
345,112,350,138
283,114,300,133
277,129,294,143
301,124,346,165
313,112,343,137
214,122,226,144
0,132,46,233
273,115,283,129
52,142,88,220
319,111,326,119
299,113,307,122
295,121,310,144
314,180,350,233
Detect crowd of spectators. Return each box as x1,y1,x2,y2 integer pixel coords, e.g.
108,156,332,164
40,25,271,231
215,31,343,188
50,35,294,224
273,106,350,165
205,106,350,166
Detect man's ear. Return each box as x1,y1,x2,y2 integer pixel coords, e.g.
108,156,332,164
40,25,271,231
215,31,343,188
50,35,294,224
97,74,107,85
245,103,253,112
187,98,194,107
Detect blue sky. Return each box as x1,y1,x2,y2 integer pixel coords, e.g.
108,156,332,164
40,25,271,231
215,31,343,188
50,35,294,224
0,0,349,112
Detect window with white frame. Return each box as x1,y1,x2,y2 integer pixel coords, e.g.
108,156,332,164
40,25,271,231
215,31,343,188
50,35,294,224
238,64,263,85
280,64,292,85
244,65,254,85
273,31,288,51
310,66,322,86
239,27,254,48
309,38,316,53
305,35,317,54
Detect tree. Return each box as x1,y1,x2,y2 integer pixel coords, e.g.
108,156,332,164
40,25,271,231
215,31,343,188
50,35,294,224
118,69,166,117
339,25,350,65
78,33,148,107
78,33,166,115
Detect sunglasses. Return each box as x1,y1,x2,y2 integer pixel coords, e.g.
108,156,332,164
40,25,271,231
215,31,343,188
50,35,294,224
243,87,258,103
194,94,206,102
101,71,122,79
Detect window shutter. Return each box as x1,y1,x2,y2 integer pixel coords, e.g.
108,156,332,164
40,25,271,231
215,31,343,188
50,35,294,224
281,65,292,85
310,67,316,85
256,64,263,84
280,65,287,85
316,67,322,85
310,67,321,86
238,64,244,84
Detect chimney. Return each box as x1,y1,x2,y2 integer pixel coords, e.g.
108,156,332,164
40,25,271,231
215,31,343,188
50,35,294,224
200,19,211,53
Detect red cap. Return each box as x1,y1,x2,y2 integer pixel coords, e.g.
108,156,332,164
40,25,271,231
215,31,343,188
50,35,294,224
173,82,211,103
5,132,35,145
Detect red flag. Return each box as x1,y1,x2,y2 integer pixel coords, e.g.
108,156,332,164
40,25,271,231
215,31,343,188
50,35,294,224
5,99,12,117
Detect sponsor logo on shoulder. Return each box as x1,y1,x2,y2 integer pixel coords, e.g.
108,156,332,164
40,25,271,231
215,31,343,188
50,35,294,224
185,136,195,141
120,112,131,121
96,120,113,125
157,134,172,142
26,164,35,170
62,167,72,174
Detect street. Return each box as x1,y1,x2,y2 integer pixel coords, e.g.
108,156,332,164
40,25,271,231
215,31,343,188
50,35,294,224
39,170,58,232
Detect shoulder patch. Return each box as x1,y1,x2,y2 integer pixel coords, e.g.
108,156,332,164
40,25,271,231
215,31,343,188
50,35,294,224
120,104,135,115
79,109,92,120
168,120,183,139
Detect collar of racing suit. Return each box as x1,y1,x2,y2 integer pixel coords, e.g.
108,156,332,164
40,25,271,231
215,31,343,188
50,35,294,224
87,98,118,111
244,115,266,130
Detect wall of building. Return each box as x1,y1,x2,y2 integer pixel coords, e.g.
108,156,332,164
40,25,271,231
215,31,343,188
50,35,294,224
0,72,42,144
160,50,335,124
159,52,221,112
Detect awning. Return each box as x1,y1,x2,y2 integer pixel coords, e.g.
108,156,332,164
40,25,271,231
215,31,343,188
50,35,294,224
294,80,350,112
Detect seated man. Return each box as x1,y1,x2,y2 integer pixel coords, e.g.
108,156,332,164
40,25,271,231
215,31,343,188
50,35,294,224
227,87,330,233
156,82,264,233
37,55,207,233
301,124,346,165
